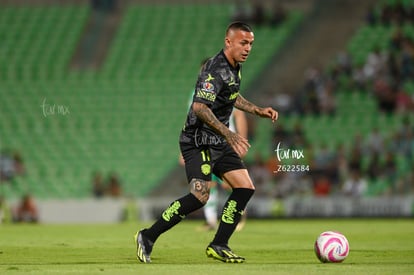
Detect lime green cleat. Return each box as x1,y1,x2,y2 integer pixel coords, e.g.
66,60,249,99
134,230,153,263
206,244,245,263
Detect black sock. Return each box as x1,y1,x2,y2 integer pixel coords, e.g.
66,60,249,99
143,193,204,243
211,188,254,246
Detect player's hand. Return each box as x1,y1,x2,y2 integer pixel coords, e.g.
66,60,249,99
256,107,278,122
225,131,250,157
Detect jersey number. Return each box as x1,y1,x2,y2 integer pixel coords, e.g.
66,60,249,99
201,150,210,162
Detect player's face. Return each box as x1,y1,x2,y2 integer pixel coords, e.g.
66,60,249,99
225,30,254,66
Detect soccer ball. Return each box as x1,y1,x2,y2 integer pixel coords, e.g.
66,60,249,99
314,231,349,263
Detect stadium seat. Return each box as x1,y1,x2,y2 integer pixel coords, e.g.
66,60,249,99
0,3,302,199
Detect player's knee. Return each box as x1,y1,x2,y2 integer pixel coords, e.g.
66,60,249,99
189,178,210,204
231,182,255,191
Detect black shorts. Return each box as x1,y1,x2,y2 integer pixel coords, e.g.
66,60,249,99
179,141,246,183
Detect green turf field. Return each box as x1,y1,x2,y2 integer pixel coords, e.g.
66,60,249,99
0,219,413,274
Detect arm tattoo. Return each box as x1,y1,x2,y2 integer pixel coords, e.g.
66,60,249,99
234,95,259,115
193,102,231,138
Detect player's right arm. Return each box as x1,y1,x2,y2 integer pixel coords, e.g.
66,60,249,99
192,102,250,157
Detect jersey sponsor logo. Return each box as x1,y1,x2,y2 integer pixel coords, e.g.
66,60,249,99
221,200,238,224
229,91,239,100
196,90,216,102
162,201,185,221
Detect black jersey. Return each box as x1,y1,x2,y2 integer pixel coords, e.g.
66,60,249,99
180,50,242,146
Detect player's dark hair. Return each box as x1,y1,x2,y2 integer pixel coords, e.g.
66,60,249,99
225,21,253,35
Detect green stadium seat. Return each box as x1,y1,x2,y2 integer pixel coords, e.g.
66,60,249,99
0,3,302,199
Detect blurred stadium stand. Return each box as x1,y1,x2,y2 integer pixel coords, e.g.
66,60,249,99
0,0,412,215
0,0,303,199
0,0,413,222
247,0,414,200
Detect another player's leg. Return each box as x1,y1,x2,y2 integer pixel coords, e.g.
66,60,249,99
200,177,220,231
235,208,247,232
206,169,254,263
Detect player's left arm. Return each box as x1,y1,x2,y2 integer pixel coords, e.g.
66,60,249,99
235,94,278,122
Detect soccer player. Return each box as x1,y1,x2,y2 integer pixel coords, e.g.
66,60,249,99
181,108,247,232
180,60,248,231
135,22,278,263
